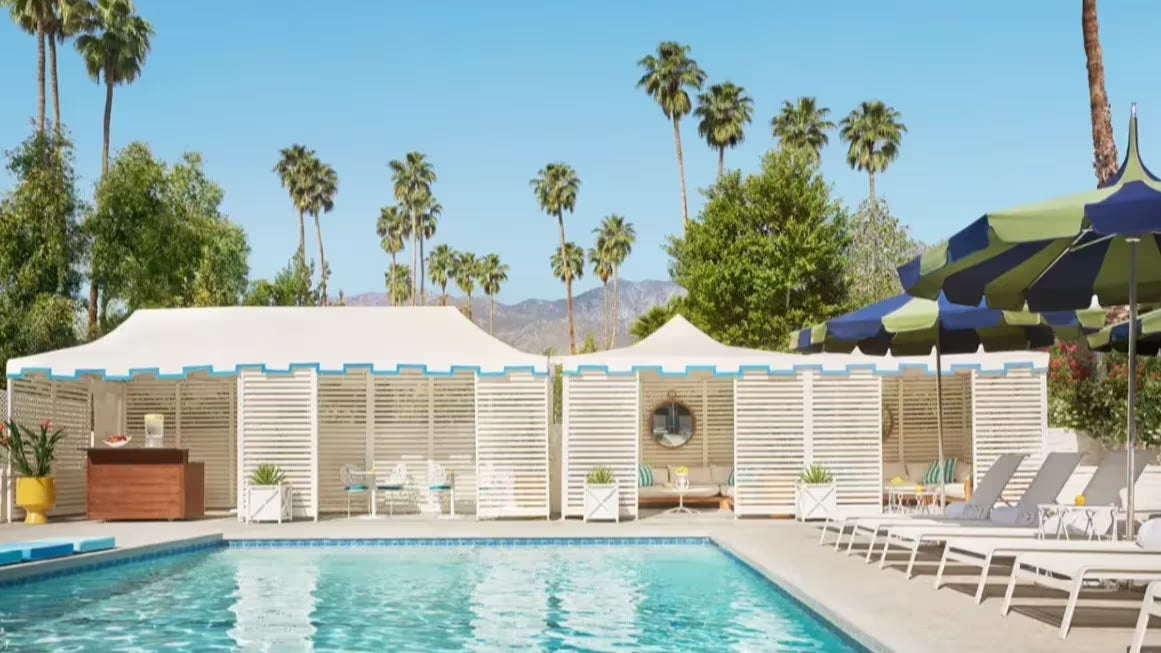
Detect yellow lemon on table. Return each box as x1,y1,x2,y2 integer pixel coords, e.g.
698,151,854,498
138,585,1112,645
889,476,904,487
915,485,925,493
1075,495,1087,506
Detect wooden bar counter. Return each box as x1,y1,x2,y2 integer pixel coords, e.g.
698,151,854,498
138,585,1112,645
87,448,205,521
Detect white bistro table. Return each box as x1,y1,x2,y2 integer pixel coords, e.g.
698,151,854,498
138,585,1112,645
886,486,943,516
663,476,699,515
1037,503,1119,541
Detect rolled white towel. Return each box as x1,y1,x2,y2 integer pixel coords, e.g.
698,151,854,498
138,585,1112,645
1137,518,1161,551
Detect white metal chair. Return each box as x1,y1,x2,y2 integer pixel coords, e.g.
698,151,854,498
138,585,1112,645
426,461,456,517
340,464,371,517
375,463,411,516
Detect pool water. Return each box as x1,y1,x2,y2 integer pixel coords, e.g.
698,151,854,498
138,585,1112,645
0,542,864,652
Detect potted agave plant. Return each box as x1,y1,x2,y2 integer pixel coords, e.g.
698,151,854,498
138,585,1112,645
0,419,68,525
244,463,292,523
794,464,837,522
583,466,620,523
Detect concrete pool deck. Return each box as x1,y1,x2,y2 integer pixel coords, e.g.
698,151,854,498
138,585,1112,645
0,514,1152,652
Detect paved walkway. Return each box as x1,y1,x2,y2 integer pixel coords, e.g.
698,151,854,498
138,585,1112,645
0,514,1151,652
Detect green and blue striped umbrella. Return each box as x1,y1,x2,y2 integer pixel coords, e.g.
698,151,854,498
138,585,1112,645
1089,308,1161,355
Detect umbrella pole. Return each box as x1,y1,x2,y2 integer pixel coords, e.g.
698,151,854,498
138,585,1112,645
936,327,947,510
1127,237,1140,539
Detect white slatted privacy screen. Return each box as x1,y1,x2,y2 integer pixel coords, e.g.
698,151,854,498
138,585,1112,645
562,373,639,518
476,373,550,518
972,368,1047,503
9,378,89,516
882,373,973,465
238,369,318,519
811,371,882,509
733,372,806,516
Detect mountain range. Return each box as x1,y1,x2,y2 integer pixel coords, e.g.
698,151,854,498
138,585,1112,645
345,279,684,353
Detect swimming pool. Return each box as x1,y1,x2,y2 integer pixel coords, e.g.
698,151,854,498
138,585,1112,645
0,539,865,652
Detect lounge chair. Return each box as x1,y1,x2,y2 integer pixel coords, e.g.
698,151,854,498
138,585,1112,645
936,536,1145,604
1001,551,1161,639
836,453,1030,558
870,452,1084,566
1131,580,1161,653
1043,449,1150,537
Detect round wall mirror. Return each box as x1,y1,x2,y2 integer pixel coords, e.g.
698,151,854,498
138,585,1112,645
650,394,695,448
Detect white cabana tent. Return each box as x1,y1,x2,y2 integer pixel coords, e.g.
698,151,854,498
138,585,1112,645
5,306,552,521
557,316,1049,519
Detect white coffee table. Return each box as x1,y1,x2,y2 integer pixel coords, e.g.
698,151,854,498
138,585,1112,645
663,478,699,515
1037,503,1118,541
886,486,943,515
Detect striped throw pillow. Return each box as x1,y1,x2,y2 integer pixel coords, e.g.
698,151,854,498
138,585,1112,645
942,458,957,484
728,468,735,487
639,464,654,487
923,461,943,485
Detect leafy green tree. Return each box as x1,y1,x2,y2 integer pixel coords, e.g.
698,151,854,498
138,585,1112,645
694,82,753,178
244,256,316,307
0,131,85,375
75,0,153,177
637,41,706,229
274,144,314,263
385,263,411,305
479,253,508,335
451,251,477,320
630,297,685,341
531,162,581,353
669,148,850,349
388,152,437,304
771,97,835,164
190,219,249,306
839,101,906,200
426,243,456,306
376,204,408,306
299,155,338,305
844,197,923,309
596,214,635,348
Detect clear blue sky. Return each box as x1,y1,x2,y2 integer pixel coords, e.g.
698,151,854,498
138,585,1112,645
2,1,1159,302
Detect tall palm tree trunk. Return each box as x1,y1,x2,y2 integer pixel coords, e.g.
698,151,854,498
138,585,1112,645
611,267,620,348
440,283,447,306
558,216,576,354
389,251,397,305
87,279,98,338
465,292,473,320
868,171,876,202
1083,0,1118,186
411,215,419,306
49,35,60,136
601,281,609,349
37,29,46,134
717,147,725,179
419,237,426,305
101,81,113,177
673,118,690,229
489,295,495,335
314,212,327,306
297,210,307,264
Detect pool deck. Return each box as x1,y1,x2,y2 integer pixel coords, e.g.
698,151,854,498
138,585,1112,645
1,514,1152,652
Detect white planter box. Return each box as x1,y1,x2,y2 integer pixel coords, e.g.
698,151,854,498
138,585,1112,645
795,482,837,521
583,483,620,522
245,484,293,523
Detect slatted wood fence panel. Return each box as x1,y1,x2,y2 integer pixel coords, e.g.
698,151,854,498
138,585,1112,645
179,376,236,509
126,379,178,447
733,372,805,516
638,373,733,469
9,378,89,516
812,370,882,509
239,369,317,518
882,373,972,466
562,373,638,518
476,373,550,518
972,368,1047,503
318,371,368,513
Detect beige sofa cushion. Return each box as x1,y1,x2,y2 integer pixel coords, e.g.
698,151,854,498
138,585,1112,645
710,464,733,485
942,482,967,500
883,462,908,481
906,462,932,481
954,463,973,484
652,465,670,487
678,466,713,485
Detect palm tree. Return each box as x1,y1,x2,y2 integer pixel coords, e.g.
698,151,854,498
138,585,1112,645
75,0,153,177
694,82,753,178
274,144,315,262
385,263,411,306
300,155,338,305
48,0,89,135
4,0,52,133
531,162,581,353
637,41,706,229
1083,0,1118,186
427,244,456,306
839,101,906,201
376,205,408,306
451,251,478,320
479,253,509,336
387,152,437,305
588,240,613,348
414,189,440,303
551,243,585,307
596,215,635,348
771,96,835,164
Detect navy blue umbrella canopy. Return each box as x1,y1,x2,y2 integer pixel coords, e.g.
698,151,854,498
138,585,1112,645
791,293,1101,356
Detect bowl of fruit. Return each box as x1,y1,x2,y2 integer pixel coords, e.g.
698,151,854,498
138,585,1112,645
103,434,131,448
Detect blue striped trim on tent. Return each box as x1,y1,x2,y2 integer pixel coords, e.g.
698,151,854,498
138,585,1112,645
560,361,1048,379
7,362,550,381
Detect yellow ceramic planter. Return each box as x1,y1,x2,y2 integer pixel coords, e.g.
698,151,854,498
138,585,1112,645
15,477,55,525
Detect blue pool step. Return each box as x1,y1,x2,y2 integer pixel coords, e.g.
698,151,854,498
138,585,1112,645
0,536,116,566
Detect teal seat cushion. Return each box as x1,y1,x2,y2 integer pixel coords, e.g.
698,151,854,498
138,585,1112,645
429,484,452,490
34,537,115,554
0,549,22,566
345,485,369,491
0,541,74,562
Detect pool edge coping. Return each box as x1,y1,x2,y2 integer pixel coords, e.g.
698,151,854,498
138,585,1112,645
0,531,885,651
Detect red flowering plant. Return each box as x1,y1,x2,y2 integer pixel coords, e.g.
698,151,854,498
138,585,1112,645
0,419,68,478
1050,341,1161,447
